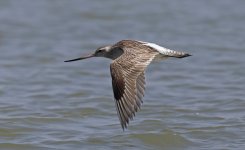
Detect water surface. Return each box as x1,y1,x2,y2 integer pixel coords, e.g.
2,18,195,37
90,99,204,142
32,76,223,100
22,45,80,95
0,0,245,150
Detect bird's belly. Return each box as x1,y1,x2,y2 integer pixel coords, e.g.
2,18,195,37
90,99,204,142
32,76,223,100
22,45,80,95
153,54,169,62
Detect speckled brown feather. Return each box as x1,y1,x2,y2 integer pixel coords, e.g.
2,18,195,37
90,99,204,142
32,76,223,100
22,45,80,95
110,40,159,129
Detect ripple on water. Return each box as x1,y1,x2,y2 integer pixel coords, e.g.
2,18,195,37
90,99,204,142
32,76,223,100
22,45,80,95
128,130,194,149
0,143,42,150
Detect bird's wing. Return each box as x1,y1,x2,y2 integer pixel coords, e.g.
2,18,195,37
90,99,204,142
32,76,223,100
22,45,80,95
110,50,157,129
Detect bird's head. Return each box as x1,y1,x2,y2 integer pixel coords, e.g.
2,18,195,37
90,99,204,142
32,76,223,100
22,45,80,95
64,45,113,62
93,45,112,57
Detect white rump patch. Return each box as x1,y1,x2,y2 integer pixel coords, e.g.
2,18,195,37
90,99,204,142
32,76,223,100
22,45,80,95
136,40,187,59
142,42,174,54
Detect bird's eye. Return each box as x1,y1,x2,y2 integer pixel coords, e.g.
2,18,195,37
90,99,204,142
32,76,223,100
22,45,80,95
97,49,103,53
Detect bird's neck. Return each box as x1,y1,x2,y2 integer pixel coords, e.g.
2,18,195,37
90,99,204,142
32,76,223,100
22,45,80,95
105,47,124,60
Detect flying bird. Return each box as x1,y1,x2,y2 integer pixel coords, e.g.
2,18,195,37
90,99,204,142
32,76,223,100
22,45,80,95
65,40,191,130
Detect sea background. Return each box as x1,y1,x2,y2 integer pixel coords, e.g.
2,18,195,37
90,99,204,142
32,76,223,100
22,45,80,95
0,0,244,150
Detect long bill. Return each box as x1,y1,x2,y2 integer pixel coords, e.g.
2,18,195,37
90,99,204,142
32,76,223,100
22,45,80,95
64,53,94,62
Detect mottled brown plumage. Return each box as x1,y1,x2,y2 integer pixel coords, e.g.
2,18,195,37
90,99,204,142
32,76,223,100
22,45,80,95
65,40,191,130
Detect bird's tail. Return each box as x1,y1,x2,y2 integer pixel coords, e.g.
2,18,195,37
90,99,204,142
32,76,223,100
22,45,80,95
164,49,191,58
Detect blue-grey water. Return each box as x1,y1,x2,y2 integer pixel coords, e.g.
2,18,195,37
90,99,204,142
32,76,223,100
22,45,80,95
0,0,245,150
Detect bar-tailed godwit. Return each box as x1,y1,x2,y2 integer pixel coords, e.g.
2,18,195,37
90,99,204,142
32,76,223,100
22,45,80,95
65,40,191,130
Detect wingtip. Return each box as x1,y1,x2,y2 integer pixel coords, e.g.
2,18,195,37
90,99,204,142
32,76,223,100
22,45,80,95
121,124,127,131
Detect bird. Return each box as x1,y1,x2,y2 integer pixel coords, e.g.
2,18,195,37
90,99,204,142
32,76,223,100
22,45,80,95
65,40,191,130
